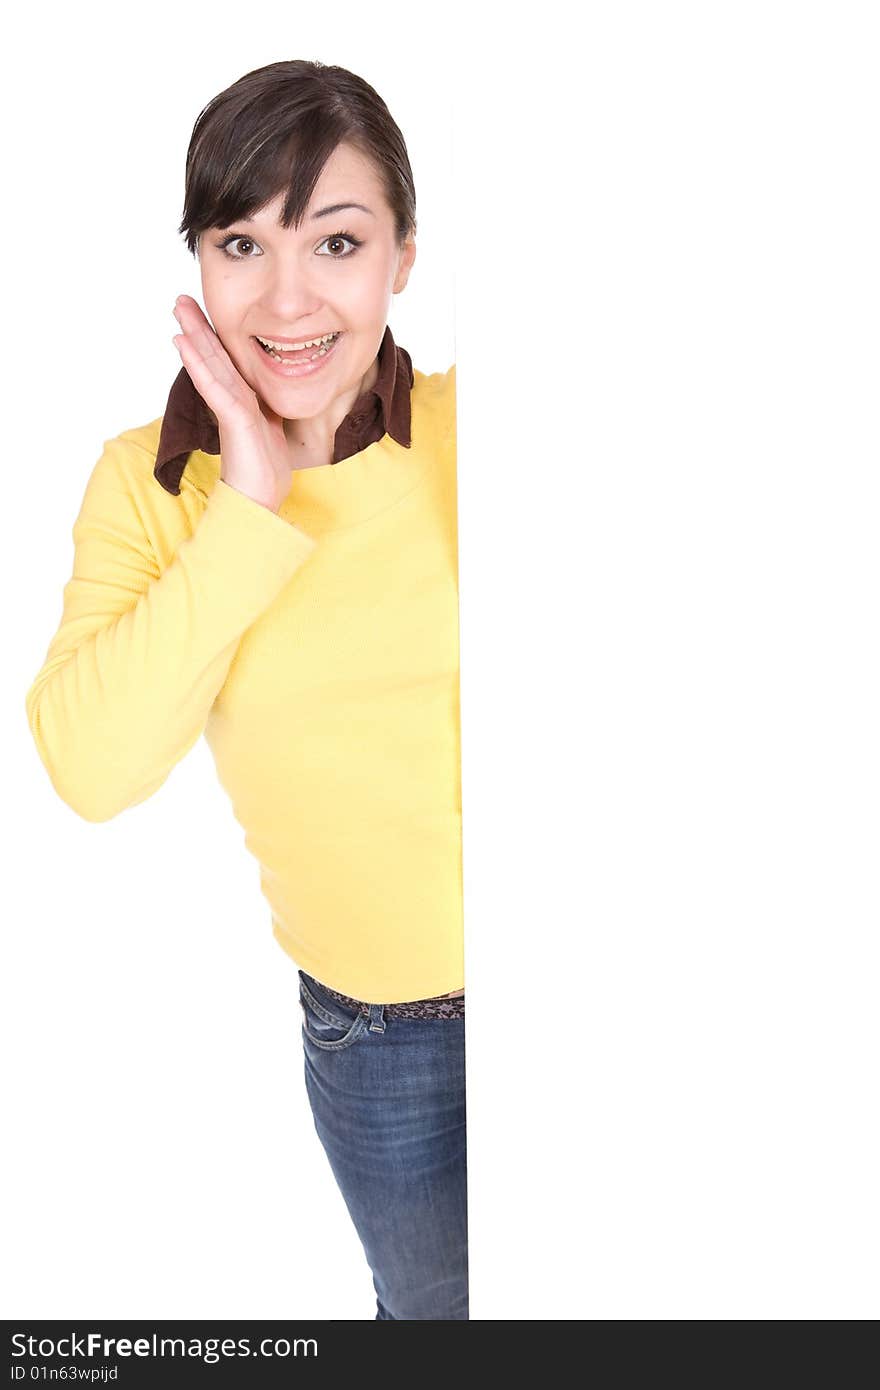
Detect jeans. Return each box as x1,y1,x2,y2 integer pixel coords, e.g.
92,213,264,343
298,969,469,1320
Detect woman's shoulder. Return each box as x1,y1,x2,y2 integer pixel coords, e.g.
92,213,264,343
412,363,455,438
115,416,164,462
77,417,220,529
93,413,222,502
76,419,162,494
413,361,455,393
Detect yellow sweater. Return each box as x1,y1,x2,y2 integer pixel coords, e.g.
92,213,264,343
25,366,462,1003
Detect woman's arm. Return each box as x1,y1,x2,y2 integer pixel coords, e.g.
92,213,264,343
24,433,316,822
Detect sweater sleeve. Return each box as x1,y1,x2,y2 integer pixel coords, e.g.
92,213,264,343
24,434,317,822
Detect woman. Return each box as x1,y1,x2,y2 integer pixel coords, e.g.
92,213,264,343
24,59,466,1321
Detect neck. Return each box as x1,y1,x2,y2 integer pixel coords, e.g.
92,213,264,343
284,354,381,458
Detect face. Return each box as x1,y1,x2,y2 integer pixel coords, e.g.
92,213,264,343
199,141,416,432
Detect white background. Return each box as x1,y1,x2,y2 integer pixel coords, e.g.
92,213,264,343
5,0,880,1321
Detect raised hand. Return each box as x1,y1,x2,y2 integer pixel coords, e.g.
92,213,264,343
172,295,294,514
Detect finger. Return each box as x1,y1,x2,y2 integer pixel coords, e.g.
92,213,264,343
173,295,218,344
175,295,223,343
172,333,245,422
174,294,204,321
174,301,243,393
173,319,244,404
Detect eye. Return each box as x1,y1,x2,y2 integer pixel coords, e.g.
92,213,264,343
316,232,363,259
214,235,263,260
212,230,364,261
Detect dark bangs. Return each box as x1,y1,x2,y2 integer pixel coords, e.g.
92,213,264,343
177,60,417,257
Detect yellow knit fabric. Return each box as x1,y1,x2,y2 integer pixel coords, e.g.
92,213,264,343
25,366,462,1002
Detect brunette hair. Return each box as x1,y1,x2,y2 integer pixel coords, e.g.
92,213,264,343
177,59,417,257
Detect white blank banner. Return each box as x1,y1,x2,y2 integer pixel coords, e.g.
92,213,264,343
454,2,879,1319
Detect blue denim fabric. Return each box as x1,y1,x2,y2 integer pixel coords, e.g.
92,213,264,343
298,969,468,1320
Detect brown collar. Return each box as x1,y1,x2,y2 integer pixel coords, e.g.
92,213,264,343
153,323,414,495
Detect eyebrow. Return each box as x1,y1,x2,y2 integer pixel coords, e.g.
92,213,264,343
218,203,375,235
309,202,375,221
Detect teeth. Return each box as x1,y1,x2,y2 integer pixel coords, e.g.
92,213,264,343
256,332,339,351
262,342,335,364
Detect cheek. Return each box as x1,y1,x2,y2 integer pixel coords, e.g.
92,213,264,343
201,273,247,327
225,340,260,382
337,269,390,319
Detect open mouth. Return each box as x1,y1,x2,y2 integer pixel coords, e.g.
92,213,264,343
254,331,343,366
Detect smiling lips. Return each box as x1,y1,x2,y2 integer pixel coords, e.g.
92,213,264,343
255,332,342,364
252,331,344,377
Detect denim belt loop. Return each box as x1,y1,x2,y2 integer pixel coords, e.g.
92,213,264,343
367,1001,387,1034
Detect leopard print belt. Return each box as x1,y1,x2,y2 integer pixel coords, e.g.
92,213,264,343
312,978,465,1020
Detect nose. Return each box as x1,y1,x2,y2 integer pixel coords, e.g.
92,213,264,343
258,258,325,328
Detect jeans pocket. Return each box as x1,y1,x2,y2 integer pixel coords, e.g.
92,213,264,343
299,978,366,1052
